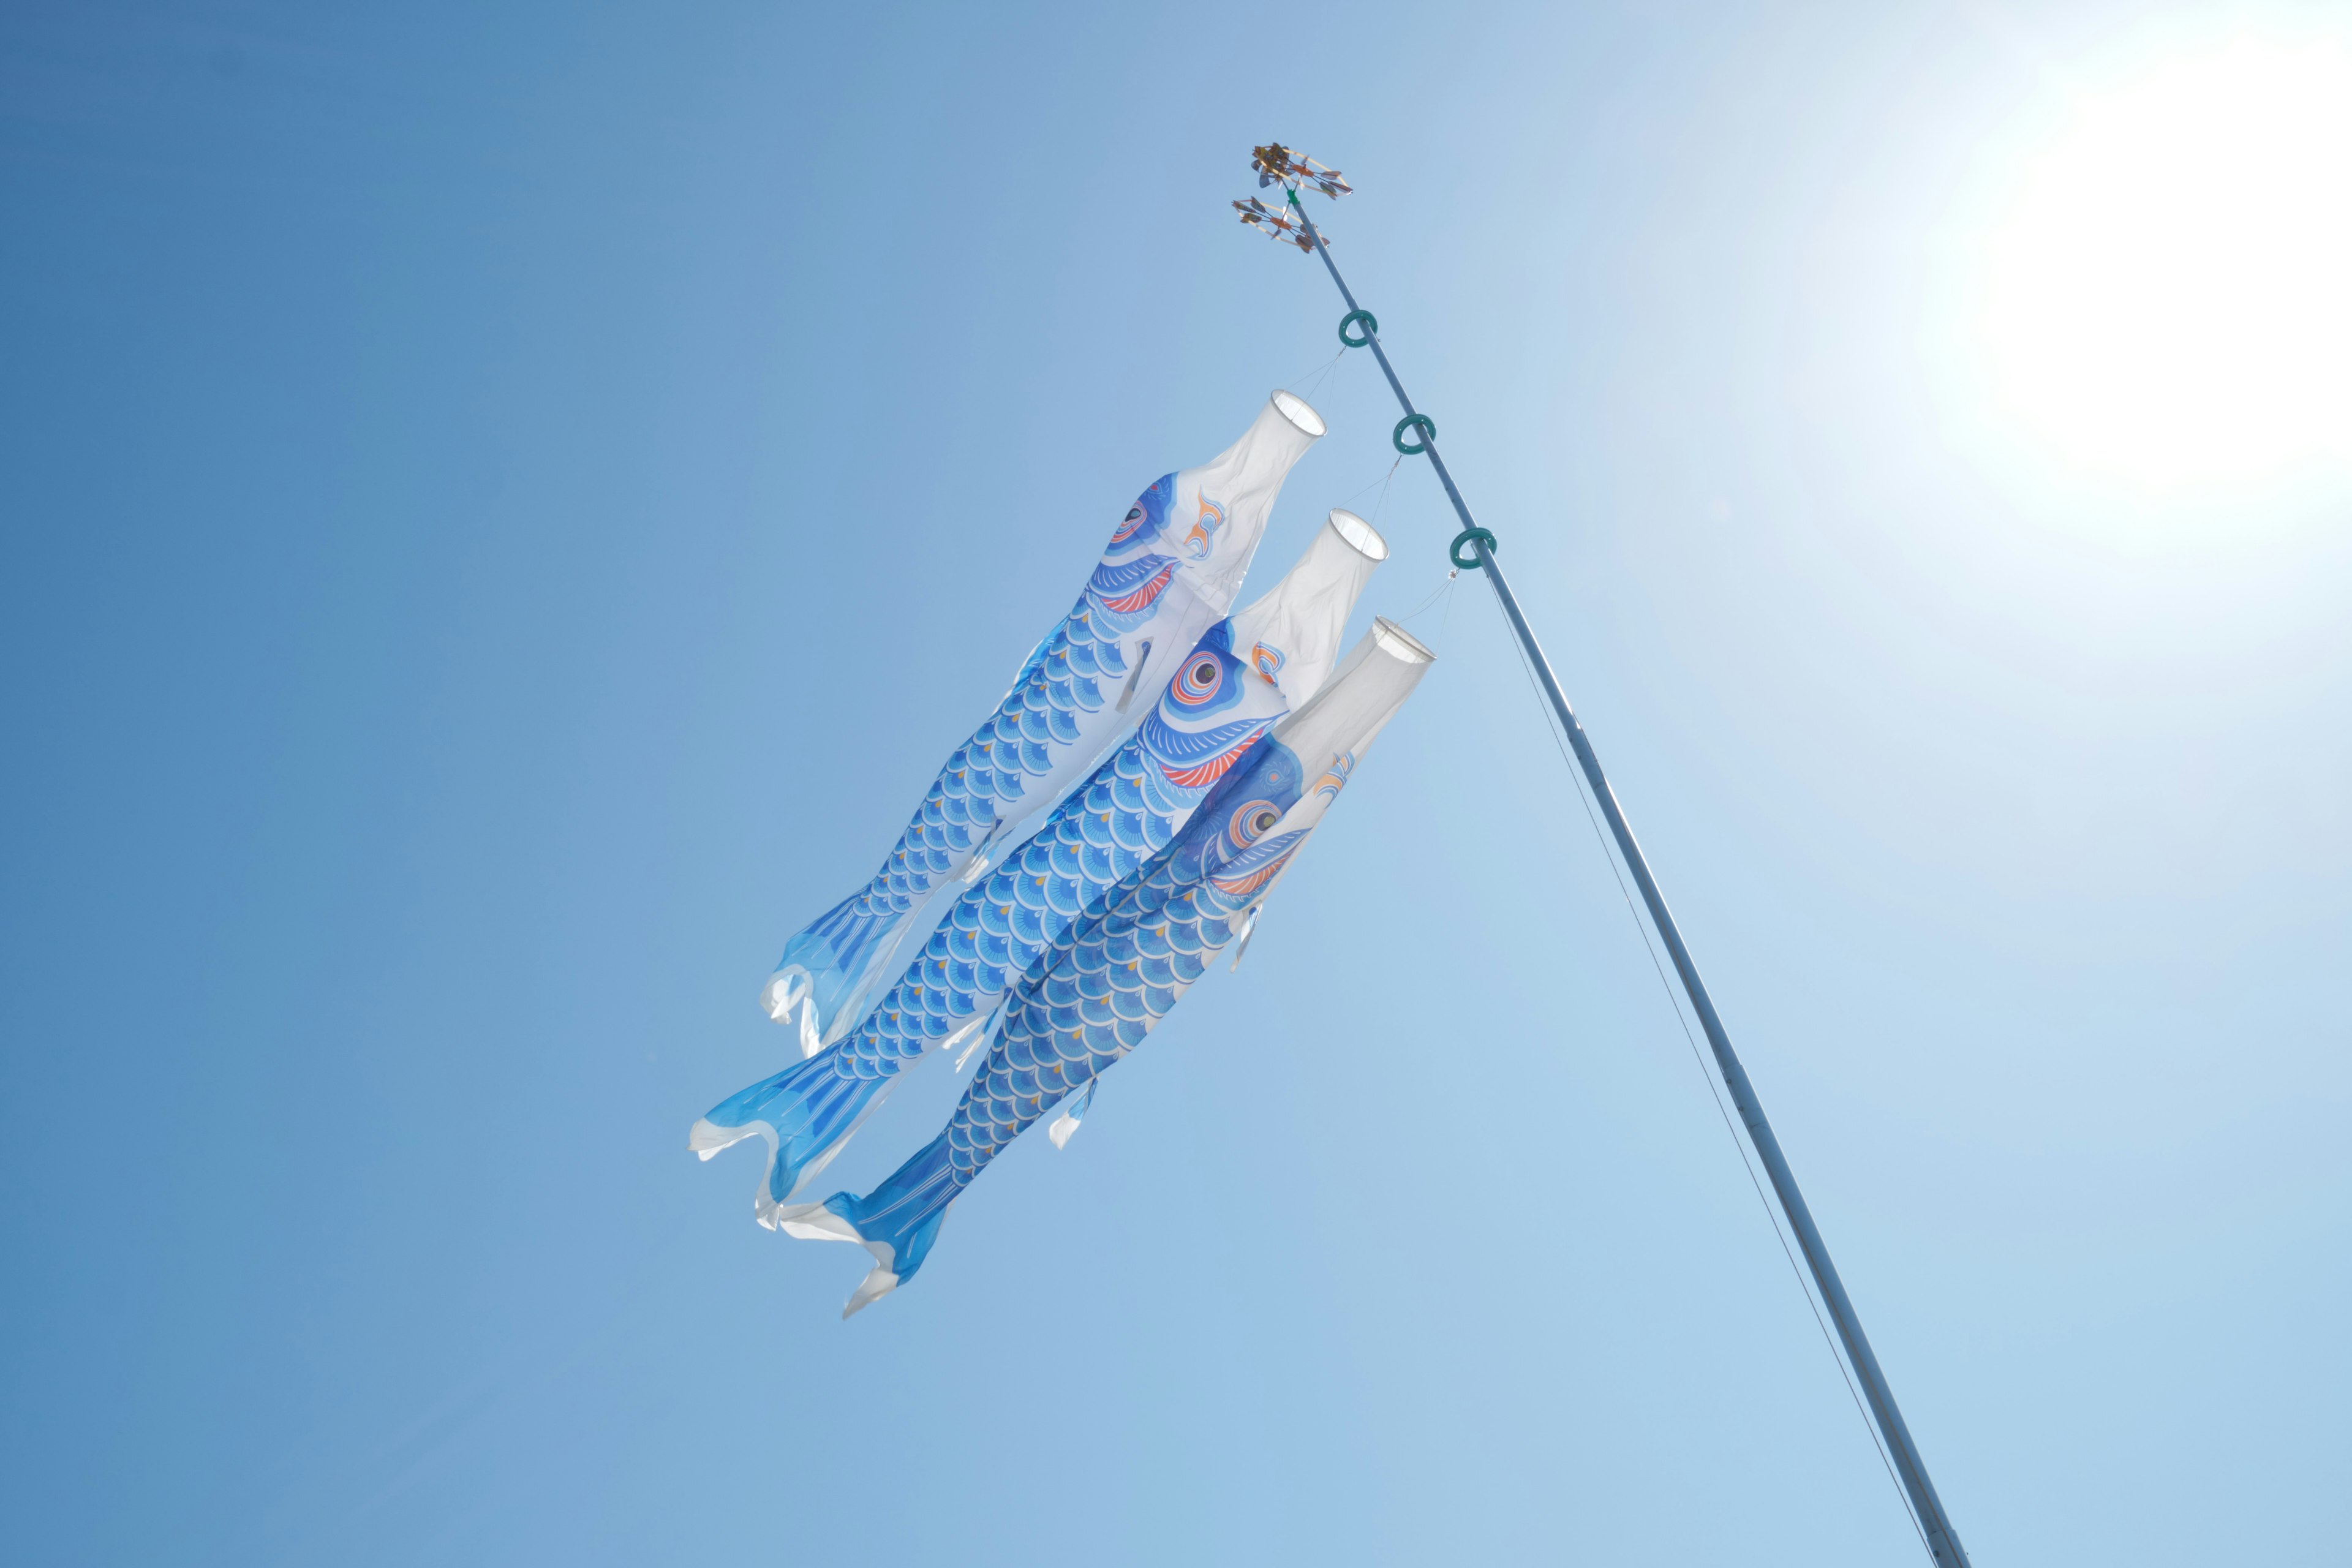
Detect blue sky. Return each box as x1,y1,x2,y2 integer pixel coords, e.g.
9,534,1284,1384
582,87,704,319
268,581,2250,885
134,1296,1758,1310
4,2,2347,1563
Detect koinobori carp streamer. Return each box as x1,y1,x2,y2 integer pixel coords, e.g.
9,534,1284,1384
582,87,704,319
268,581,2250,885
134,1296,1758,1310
756,391,1329,1055
777,618,1433,1315
695,514,1389,1221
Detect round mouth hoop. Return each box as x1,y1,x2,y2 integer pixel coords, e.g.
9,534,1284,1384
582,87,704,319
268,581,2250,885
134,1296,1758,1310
1270,389,1327,438
1325,508,1389,561
1370,616,1436,665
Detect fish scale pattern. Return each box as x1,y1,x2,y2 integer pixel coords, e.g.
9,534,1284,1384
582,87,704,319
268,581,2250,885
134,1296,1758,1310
952,748,1309,1177
703,621,1296,1215
756,391,1329,1052
824,482,1178,927
858,657,1268,1068
782,734,1326,1303
760,476,1187,1039
783,619,1433,1315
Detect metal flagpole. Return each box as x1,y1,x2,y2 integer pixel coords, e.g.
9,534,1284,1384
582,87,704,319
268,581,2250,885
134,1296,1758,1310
1274,176,1973,1568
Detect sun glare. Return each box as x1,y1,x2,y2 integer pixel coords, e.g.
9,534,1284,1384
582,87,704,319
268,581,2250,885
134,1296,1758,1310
1980,36,2352,489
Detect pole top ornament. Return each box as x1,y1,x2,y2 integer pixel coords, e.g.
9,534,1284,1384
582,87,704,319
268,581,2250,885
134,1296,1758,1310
1233,194,1313,251
1250,143,1352,199
1235,144,1351,251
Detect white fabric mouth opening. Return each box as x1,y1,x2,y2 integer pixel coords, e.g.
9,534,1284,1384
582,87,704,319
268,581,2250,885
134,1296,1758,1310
1324,508,1389,561
1270,389,1327,437
1370,617,1435,665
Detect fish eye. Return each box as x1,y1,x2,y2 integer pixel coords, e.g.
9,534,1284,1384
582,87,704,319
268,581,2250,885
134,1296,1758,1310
1227,800,1278,843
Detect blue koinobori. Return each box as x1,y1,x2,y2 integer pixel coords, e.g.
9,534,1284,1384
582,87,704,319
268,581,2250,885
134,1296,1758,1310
777,619,1434,1315
693,513,1390,1221
755,393,1329,1056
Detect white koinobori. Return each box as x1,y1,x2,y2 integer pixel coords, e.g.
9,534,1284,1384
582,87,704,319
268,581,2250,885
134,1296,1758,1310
759,391,1327,1056
692,511,1387,1221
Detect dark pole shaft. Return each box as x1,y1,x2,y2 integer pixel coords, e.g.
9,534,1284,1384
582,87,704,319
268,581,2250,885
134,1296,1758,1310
1285,192,1972,1568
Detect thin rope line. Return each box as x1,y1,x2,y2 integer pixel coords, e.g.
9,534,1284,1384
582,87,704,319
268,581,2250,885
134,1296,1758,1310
1332,454,1403,513
1287,344,1346,405
1390,566,1457,627
1480,586,1936,1564
1367,454,1402,526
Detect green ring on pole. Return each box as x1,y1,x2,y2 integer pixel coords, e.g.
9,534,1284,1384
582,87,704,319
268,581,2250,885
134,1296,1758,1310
1338,309,1378,348
1393,413,1436,455
1449,527,1498,570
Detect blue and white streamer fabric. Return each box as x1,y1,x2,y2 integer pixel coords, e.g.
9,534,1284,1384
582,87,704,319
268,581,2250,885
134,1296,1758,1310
777,617,1435,1314
758,391,1327,1055
693,513,1389,1221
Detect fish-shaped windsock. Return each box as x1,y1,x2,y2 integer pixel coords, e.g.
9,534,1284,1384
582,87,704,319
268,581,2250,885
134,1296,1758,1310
760,391,1328,1055
693,514,1389,1222
778,617,1435,1314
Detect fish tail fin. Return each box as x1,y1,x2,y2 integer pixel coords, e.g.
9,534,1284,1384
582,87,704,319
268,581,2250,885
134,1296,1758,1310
773,1131,962,1317
688,1051,903,1223
1046,1079,1096,1150
760,892,914,1054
